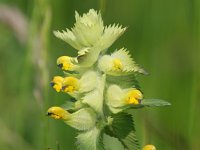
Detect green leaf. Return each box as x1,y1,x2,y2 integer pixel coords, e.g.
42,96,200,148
103,134,124,150
106,74,141,89
141,99,171,107
120,131,140,150
105,112,134,138
97,133,106,150
120,99,171,110
104,112,140,150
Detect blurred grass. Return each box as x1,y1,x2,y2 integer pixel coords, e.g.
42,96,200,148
0,0,200,150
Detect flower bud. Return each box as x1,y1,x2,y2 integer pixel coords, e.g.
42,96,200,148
142,145,156,150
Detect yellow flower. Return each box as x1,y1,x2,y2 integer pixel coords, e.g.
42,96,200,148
50,76,64,92
62,76,80,93
142,145,156,150
47,106,70,120
125,89,143,105
98,48,147,75
47,106,97,131
106,85,143,113
62,71,98,95
112,58,123,71
57,56,78,71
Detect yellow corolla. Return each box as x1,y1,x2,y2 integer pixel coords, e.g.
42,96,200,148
125,89,143,105
62,76,80,93
98,48,146,75
57,56,78,71
50,76,64,92
106,85,143,113
57,56,72,70
142,145,156,150
112,58,123,71
47,106,70,120
47,106,97,131
62,71,98,95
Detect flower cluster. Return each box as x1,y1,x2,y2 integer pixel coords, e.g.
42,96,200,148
47,9,170,150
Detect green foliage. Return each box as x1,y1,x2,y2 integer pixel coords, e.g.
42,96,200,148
120,131,140,150
105,112,140,150
106,74,141,89
141,99,171,107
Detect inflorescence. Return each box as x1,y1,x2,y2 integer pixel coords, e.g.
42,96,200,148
47,9,170,150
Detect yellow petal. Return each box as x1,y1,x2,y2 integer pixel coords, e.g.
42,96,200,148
57,56,74,71
51,76,64,92
62,77,79,93
112,58,123,71
142,145,156,150
47,106,70,120
125,89,143,105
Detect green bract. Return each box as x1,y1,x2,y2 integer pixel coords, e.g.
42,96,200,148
47,9,171,150
54,9,126,67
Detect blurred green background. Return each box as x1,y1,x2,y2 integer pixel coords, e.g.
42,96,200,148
0,0,199,150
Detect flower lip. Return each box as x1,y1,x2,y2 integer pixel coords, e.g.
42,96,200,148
56,56,74,71
125,89,143,105
46,112,53,116
47,106,70,120
57,63,63,68
50,76,64,92
50,82,55,87
62,77,79,93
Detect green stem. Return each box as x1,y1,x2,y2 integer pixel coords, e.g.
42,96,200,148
27,0,51,149
188,0,200,148
99,0,106,16
56,141,60,150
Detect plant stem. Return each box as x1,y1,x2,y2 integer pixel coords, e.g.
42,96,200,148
27,0,51,149
99,0,106,16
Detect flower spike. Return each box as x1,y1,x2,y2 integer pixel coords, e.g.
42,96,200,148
48,9,170,150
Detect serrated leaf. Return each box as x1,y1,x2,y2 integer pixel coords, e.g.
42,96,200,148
141,99,171,107
98,133,106,150
104,112,140,150
103,134,124,150
106,74,140,89
120,131,140,150
105,112,134,138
